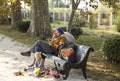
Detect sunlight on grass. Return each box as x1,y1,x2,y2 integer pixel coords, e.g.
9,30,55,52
82,27,120,36
87,61,120,81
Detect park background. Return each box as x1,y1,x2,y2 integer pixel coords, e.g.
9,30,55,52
0,0,120,81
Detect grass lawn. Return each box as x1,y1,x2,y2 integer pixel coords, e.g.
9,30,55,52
0,25,40,46
0,25,120,81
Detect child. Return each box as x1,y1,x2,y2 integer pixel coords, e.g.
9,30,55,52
24,52,45,73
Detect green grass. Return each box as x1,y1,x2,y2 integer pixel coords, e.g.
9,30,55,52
82,27,120,37
0,25,120,81
0,25,40,46
51,22,67,28
76,35,105,50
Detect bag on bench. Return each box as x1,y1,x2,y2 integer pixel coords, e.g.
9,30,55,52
57,42,78,63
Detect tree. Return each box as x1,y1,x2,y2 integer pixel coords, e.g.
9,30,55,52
11,0,22,29
67,0,97,32
67,0,80,33
67,0,120,32
27,0,52,38
0,0,10,24
0,0,22,28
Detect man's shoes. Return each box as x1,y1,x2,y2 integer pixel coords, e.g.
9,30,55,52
20,51,31,56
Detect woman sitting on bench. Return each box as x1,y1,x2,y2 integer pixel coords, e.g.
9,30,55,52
58,42,78,63
57,42,78,78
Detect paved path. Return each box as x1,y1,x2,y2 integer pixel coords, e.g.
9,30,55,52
0,34,91,81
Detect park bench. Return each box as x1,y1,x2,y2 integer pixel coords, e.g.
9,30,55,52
43,45,94,80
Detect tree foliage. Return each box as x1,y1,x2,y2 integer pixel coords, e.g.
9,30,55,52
100,0,120,10
0,0,10,18
10,0,22,29
24,0,31,5
0,0,22,28
0,0,30,22
67,0,81,32
68,0,98,32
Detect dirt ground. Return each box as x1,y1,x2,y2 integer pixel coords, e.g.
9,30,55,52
0,34,93,81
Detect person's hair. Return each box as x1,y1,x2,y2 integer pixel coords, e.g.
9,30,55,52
35,52,42,58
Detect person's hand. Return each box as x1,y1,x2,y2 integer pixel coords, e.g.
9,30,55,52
49,40,54,45
61,49,66,54
47,38,51,42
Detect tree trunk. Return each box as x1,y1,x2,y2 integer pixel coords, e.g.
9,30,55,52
67,0,80,33
67,9,76,33
27,0,52,38
11,0,22,29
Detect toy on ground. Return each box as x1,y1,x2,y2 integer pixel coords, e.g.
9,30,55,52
49,69,60,78
28,68,49,78
39,68,60,78
33,68,41,77
13,70,24,76
44,69,50,75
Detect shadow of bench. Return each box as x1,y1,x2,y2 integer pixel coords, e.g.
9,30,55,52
43,45,94,80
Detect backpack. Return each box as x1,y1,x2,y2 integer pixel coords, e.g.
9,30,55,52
64,32,75,43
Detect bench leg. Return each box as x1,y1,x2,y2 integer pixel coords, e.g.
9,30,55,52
82,67,87,79
63,70,70,80
62,62,71,80
53,61,59,73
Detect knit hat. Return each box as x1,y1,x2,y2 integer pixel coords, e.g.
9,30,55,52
56,28,64,34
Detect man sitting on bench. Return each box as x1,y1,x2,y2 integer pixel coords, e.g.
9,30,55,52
20,27,67,67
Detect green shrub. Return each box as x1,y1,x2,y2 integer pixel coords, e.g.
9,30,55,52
114,15,120,32
73,13,85,27
16,21,30,33
61,27,83,39
71,27,83,39
89,14,97,29
102,35,120,63
60,27,66,31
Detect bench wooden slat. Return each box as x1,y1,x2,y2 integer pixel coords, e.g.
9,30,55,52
43,45,92,66
42,53,66,66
